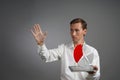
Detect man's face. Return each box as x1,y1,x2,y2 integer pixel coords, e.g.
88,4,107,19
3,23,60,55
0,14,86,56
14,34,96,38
70,23,87,43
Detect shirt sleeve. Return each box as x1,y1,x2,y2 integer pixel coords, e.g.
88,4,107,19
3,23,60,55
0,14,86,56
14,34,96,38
86,49,100,80
37,44,64,62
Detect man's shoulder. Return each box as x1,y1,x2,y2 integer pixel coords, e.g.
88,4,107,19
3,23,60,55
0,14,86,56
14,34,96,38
58,42,73,48
84,43,99,57
84,43,98,53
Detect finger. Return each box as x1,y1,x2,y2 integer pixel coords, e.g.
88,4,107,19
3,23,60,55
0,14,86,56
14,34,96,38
88,71,96,74
33,24,37,33
37,24,43,34
31,29,36,37
38,24,42,33
93,66,98,70
36,24,40,31
44,31,47,37
36,24,39,32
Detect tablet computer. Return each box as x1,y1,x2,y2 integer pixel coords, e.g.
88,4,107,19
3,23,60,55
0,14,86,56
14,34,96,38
69,65,95,72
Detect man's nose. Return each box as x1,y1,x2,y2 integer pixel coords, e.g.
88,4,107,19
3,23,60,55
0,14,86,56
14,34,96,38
72,31,76,36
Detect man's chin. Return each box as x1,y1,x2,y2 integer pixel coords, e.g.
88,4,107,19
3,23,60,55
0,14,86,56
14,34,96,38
72,40,78,43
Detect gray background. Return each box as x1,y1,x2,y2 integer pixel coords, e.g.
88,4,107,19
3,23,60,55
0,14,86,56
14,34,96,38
1,0,120,80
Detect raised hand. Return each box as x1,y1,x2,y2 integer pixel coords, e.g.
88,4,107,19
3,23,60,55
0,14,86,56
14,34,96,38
31,24,47,45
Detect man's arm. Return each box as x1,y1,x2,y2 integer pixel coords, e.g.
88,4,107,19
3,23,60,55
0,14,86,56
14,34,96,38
31,24,63,62
37,44,64,62
86,49,100,80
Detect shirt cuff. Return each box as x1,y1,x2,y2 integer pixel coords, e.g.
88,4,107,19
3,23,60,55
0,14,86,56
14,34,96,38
37,44,47,53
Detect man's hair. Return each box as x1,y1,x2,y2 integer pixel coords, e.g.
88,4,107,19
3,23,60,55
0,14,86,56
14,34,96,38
70,18,87,30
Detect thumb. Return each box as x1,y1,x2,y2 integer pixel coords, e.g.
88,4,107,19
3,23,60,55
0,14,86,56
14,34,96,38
44,31,47,37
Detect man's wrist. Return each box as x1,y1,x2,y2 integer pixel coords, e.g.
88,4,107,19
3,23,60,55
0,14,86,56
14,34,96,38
37,42,44,46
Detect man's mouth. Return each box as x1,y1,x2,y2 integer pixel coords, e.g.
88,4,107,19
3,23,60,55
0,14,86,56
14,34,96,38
72,36,76,39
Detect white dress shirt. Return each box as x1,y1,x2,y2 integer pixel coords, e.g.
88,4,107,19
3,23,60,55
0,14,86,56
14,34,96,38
38,42,100,80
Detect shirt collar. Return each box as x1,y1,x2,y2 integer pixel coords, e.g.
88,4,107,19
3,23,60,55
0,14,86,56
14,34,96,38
69,42,86,49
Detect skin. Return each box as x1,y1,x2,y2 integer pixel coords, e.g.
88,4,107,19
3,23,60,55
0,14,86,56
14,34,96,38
31,23,98,74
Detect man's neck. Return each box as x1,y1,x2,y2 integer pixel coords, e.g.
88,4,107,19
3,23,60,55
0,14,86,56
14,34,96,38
74,40,84,47
73,36,85,47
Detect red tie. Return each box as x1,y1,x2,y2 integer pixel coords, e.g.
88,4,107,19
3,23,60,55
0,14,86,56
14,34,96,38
73,44,83,63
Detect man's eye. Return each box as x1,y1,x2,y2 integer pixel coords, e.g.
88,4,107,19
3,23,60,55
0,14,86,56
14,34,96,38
70,29,73,32
75,29,79,32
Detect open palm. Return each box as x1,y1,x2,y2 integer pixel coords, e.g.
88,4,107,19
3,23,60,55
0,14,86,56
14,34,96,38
31,24,47,45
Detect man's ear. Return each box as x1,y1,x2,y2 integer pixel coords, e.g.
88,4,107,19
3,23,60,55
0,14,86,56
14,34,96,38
83,29,87,36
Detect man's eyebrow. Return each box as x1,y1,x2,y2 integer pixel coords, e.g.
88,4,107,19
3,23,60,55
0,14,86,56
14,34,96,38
75,29,80,31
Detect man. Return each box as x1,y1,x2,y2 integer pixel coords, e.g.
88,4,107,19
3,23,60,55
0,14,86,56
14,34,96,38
31,18,100,80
